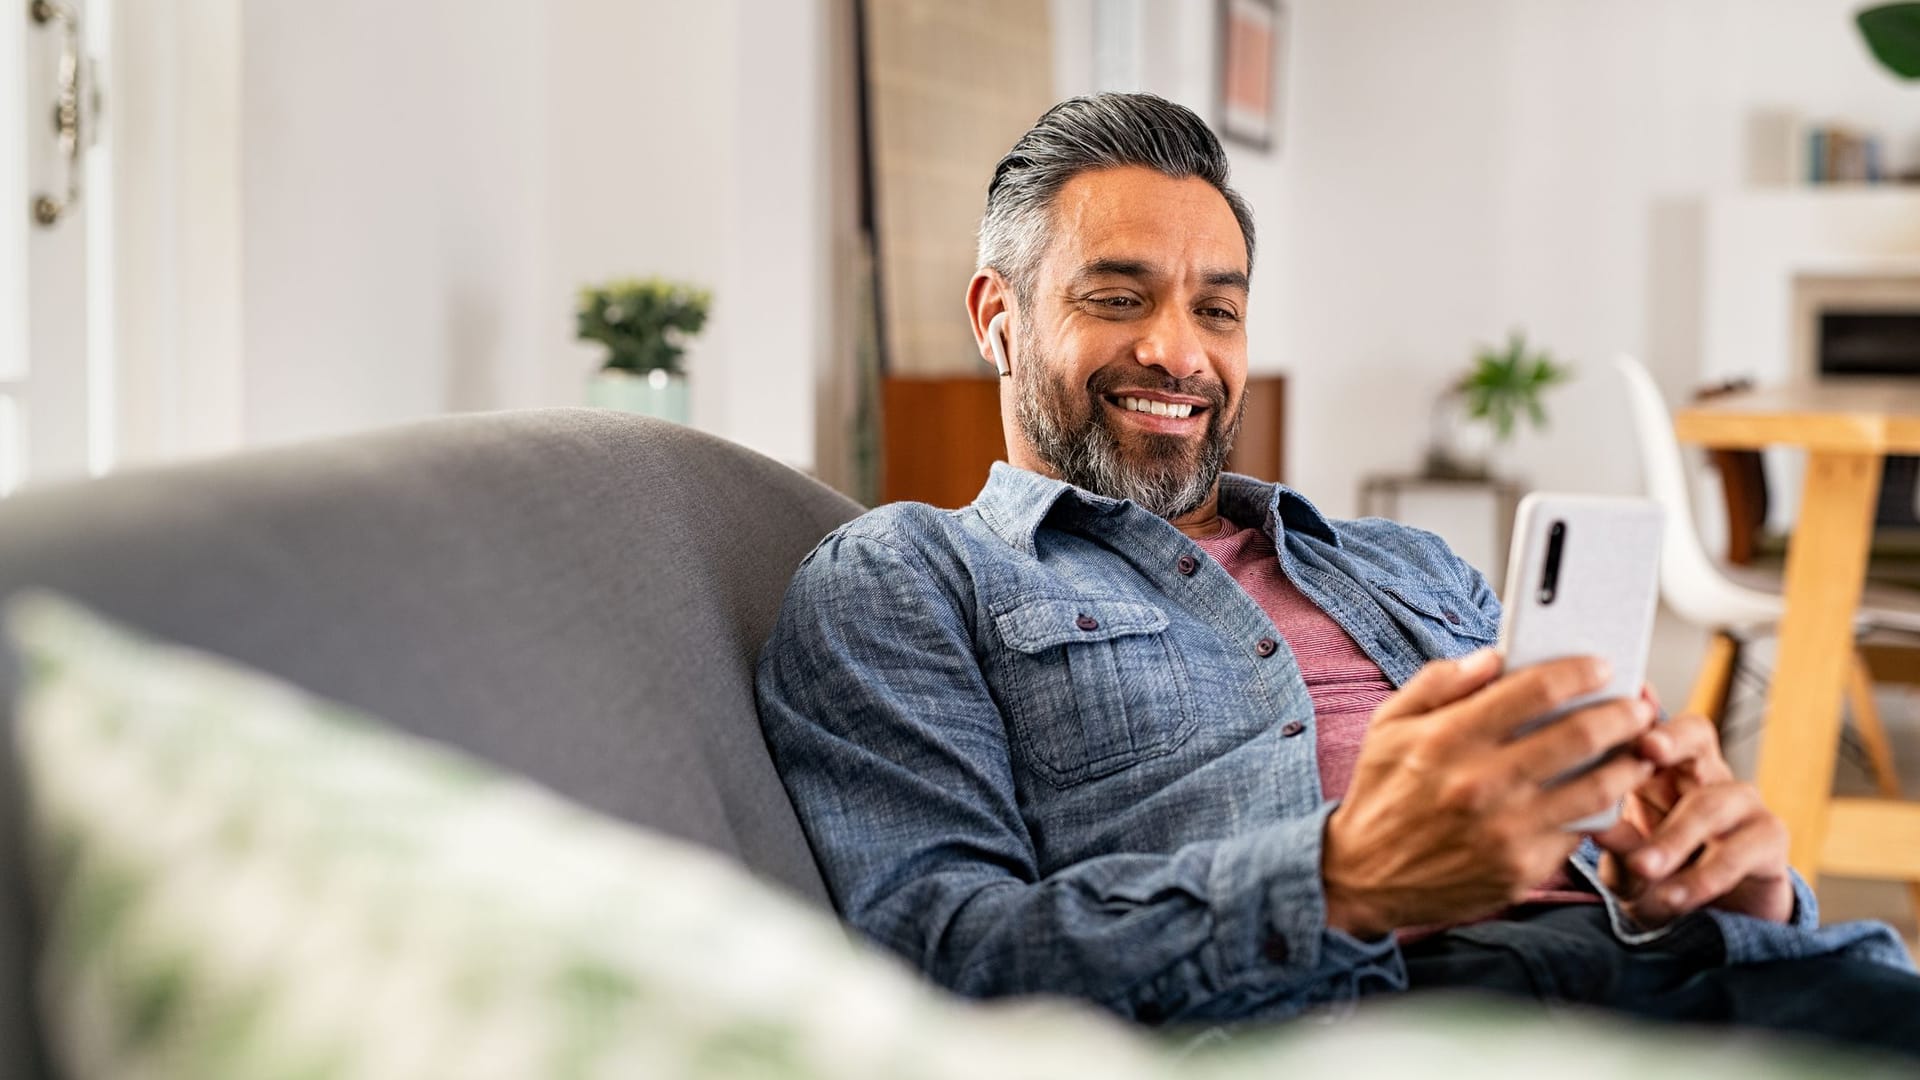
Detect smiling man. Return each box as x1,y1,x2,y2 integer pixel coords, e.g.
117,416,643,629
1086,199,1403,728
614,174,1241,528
756,93,1920,1050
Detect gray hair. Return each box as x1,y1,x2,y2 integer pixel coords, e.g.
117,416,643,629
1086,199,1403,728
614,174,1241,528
977,93,1256,306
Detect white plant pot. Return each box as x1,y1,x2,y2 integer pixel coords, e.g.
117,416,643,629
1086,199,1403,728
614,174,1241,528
1426,390,1494,479
588,369,689,424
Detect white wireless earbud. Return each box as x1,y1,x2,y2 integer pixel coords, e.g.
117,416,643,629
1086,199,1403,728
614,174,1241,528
988,312,1012,378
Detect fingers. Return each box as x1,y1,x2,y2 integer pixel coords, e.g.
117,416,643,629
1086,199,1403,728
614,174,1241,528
1591,818,1651,898
1631,810,1789,924
1589,817,1650,859
1529,751,1654,830
1626,783,1764,882
1373,648,1503,723
1494,697,1656,785
1443,655,1613,744
1631,712,1732,783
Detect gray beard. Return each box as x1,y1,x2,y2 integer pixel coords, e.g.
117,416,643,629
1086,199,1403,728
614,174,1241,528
1013,337,1244,521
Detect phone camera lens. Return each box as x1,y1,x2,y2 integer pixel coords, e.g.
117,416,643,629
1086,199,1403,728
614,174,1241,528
1539,520,1567,606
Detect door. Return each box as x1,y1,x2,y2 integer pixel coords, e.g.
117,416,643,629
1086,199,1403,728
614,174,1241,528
3,0,106,495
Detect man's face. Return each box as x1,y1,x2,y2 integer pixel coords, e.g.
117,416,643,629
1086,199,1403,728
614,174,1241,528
1006,166,1250,520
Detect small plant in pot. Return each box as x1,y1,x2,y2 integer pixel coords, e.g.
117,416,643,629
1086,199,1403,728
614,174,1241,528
1425,329,1571,480
577,277,711,423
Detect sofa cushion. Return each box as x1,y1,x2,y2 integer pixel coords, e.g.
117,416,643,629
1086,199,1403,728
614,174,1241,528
0,409,861,1078
12,593,1172,1080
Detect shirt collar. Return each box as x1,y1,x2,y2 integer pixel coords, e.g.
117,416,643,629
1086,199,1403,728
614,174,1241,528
973,462,1341,555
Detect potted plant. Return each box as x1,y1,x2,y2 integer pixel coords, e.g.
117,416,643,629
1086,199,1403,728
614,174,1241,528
576,277,711,424
1425,329,1571,480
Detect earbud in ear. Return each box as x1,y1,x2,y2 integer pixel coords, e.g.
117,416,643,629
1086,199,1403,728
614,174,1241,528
988,312,1011,378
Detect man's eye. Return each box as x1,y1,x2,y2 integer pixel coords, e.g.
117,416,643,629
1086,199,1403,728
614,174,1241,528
1200,307,1241,322
1095,296,1139,309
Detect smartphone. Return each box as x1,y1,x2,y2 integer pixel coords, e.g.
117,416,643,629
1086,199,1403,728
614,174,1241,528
1496,493,1665,831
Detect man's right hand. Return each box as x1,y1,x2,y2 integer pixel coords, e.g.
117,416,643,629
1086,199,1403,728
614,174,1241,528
1321,648,1657,939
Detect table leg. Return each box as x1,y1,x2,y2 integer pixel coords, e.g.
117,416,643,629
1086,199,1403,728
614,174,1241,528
1756,450,1884,882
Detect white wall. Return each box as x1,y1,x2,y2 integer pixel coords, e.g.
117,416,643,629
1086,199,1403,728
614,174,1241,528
241,0,545,446
237,0,833,474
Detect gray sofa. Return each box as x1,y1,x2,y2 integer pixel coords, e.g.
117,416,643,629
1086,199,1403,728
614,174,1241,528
0,408,862,1079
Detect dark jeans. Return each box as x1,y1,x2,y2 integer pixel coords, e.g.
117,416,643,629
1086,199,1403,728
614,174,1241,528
1401,903,1920,1060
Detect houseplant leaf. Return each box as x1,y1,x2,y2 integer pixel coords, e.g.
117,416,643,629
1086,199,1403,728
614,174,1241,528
1859,3,1920,79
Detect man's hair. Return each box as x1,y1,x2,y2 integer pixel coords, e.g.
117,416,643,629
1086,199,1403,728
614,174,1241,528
977,92,1256,306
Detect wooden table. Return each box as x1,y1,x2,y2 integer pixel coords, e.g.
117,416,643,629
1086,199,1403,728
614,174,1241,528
1674,380,1920,884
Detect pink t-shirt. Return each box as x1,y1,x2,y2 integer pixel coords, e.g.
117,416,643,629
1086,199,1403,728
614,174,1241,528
1191,517,1382,800
1191,516,1595,927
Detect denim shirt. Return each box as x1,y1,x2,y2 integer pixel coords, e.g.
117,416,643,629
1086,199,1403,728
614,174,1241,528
755,463,1912,1025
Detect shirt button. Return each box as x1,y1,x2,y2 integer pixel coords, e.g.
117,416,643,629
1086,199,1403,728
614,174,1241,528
1075,614,1099,631
1444,610,1462,625
1255,637,1278,657
1176,555,1198,576
1280,720,1306,738
1262,934,1290,963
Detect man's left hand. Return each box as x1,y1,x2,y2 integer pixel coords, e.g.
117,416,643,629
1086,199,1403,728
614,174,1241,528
1591,708,1795,926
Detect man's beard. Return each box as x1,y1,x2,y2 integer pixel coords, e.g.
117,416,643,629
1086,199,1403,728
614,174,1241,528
1013,336,1244,521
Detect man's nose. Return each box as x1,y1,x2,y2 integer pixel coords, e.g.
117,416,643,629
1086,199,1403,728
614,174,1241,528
1133,312,1208,381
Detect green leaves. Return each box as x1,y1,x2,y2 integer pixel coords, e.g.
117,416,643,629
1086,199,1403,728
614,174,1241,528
1457,329,1570,442
575,278,712,376
1859,3,1920,79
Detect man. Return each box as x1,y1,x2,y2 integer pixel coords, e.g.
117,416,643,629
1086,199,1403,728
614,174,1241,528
756,93,1920,1050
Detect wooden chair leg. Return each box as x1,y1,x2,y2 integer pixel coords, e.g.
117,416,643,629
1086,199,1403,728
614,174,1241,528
1844,651,1920,925
1687,631,1740,730
1847,651,1904,799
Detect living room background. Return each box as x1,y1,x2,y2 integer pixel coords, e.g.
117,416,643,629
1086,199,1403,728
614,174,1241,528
6,0,1917,518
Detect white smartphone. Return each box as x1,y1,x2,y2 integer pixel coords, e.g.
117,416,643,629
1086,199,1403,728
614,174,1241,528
1496,493,1665,831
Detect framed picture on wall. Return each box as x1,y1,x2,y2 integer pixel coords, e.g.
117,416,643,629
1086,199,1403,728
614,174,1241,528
1218,0,1284,152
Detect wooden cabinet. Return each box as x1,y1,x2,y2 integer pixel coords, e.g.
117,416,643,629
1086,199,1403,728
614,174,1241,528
880,375,1287,508
878,378,1006,510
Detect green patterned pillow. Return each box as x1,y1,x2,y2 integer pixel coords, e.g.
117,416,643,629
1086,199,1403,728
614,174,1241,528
5,593,1892,1080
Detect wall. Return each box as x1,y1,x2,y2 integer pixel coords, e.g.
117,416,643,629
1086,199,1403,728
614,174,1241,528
241,0,545,446
237,0,836,475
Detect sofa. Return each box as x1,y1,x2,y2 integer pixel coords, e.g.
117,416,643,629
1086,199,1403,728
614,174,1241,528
0,408,862,1079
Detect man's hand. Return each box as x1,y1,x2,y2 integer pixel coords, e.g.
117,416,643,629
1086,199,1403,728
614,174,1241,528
1323,649,1657,938
1590,711,1794,926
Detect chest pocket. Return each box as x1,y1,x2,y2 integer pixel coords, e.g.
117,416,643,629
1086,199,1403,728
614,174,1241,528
1376,581,1499,649
991,598,1198,788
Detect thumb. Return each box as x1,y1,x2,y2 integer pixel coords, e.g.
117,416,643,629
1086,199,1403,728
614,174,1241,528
1374,648,1502,723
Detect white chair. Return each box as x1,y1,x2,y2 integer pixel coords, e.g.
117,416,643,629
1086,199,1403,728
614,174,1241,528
1616,352,1920,917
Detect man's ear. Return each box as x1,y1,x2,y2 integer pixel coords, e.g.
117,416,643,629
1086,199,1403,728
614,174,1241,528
966,270,1014,378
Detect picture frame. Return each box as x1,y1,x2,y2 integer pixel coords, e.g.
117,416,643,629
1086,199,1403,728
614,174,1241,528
1218,0,1284,152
